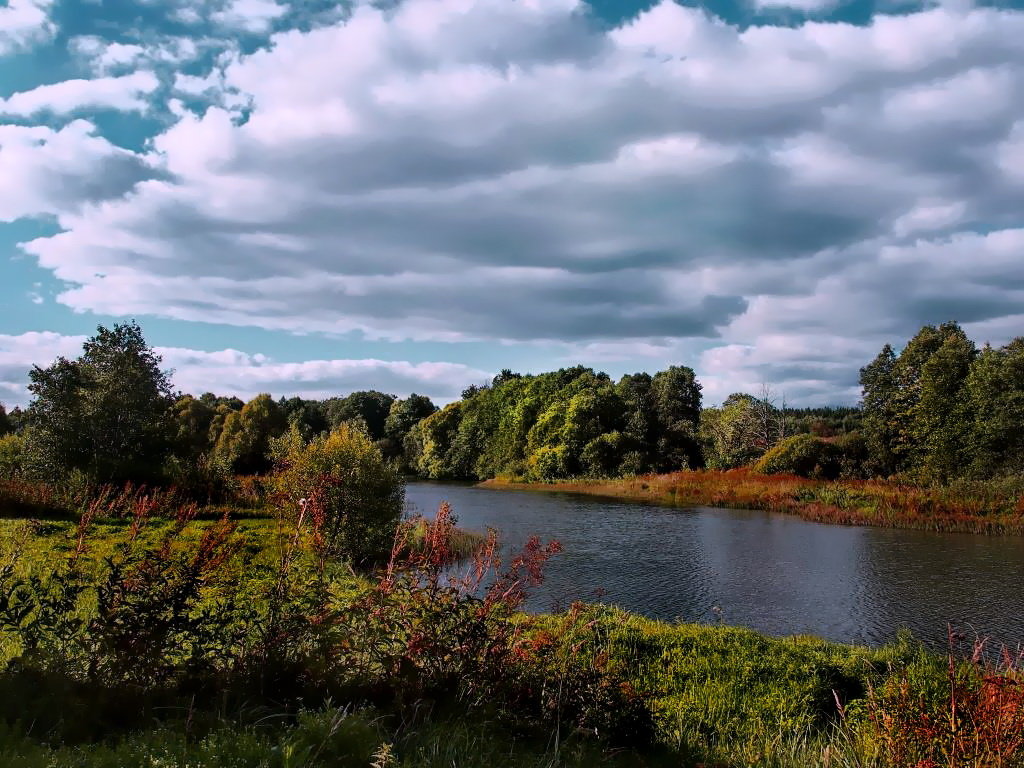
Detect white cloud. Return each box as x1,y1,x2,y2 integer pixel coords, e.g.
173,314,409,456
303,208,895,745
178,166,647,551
0,332,489,407
0,0,54,56
892,200,966,237
0,121,151,222
70,34,207,75
752,0,840,14
8,0,1024,404
160,347,489,403
0,331,85,405
211,0,287,33
998,121,1024,184
0,70,160,116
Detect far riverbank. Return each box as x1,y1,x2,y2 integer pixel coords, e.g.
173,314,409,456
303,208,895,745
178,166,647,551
479,469,1024,536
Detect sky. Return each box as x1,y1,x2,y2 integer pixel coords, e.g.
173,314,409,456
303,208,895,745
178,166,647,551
1,0,1023,409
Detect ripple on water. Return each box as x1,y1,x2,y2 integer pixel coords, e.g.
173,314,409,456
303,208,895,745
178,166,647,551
405,482,1024,649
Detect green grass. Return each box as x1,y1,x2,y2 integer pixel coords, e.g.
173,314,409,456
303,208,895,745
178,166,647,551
0,504,985,768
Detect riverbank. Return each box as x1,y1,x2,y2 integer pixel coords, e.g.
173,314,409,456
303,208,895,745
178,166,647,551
481,469,1024,535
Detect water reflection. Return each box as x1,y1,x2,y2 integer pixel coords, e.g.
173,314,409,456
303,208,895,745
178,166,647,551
405,481,1024,650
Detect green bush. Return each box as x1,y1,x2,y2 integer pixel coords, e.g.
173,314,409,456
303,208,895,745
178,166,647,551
271,424,404,565
580,432,630,476
834,430,871,479
753,435,842,479
527,445,570,481
0,434,26,479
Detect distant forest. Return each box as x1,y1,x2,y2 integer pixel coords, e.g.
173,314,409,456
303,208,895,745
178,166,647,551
0,321,1020,489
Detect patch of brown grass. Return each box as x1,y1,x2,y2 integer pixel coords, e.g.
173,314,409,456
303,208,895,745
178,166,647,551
482,469,1024,535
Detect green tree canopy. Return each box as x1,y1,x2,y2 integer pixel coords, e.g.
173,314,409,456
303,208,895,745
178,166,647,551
966,338,1024,477
326,390,396,441
212,393,288,475
410,364,705,481
25,322,175,483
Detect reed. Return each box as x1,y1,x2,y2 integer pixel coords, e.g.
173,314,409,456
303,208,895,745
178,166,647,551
482,469,1024,535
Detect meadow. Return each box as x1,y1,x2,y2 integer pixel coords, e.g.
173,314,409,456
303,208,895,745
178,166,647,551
1,480,1022,768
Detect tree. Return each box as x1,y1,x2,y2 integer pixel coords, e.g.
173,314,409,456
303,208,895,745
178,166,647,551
212,394,288,475
271,424,404,564
279,396,330,442
26,322,174,483
326,391,396,441
617,373,656,464
911,328,976,481
412,402,466,479
0,404,10,437
699,393,768,469
382,394,437,465
860,322,977,478
860,344,900,476
171,395,218,463
966,338,1024,477
650,366,703,470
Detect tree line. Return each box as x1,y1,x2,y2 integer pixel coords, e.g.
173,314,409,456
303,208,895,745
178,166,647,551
860,321,1024,482
0,322,436,491
0,320,1021,488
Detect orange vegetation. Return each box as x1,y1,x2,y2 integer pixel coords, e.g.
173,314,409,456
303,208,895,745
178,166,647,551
482,469,1024,535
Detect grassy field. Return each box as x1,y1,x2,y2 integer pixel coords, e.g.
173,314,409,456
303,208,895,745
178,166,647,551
0,494,1021,767
483,469,1024,535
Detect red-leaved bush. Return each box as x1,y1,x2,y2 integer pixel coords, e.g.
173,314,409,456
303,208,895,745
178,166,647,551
869,627,1024,768
0,485,654,746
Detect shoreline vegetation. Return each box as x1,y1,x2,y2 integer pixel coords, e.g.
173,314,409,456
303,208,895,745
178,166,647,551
481,469,1024,535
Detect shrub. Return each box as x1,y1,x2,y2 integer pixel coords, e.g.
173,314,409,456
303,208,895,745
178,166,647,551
580,432,628,476
271,424,404,565
868,631,1024,767
527,445,571,481
754,434,842,479
0,435,26,479
834,430,871,479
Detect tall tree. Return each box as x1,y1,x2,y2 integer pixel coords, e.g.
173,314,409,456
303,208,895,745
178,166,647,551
0,404,10,437
212,394,288,474
617,373,656,452
911,327,976,481
26,322,174,482
170,395,217,465
651,365,703,470
966,338,1024,477
326,391,396,441
859,344,899,476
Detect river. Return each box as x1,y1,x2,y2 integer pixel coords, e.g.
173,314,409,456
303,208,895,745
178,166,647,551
405,481,1024,650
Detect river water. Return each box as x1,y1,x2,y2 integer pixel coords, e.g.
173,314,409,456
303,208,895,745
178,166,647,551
405,481,1024,650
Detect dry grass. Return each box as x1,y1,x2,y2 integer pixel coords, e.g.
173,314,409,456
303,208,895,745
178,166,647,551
482,469,1024,535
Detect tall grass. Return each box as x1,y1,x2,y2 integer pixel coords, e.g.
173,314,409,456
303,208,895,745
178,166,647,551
485,469,1024,534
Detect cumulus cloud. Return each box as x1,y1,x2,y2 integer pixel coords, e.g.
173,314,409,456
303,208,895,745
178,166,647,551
0,331,85,405
211,0,287,33
0,70,160,116
6,0,1024,404
70,35,203,75
0,121,153,221
0,0,53,55
0,332,490,407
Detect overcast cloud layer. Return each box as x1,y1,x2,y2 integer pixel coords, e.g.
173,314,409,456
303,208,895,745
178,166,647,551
1,0,1023,407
